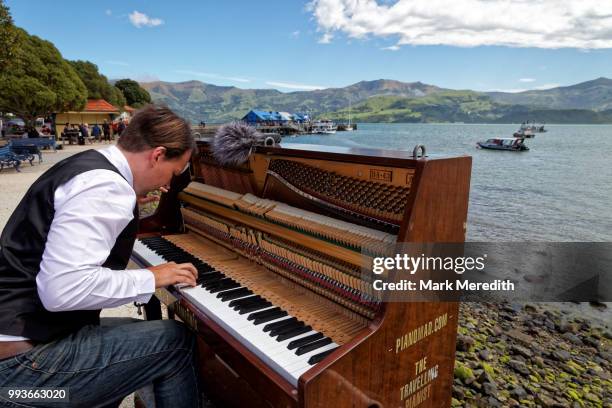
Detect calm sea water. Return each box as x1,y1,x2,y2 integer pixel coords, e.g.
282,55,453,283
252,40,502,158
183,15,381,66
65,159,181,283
284,123,612,241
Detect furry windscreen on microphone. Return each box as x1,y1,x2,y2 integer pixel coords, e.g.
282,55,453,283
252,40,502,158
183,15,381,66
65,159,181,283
212,122,265,166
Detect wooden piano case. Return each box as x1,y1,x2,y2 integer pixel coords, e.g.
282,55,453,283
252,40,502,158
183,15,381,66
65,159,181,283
136,141,472,408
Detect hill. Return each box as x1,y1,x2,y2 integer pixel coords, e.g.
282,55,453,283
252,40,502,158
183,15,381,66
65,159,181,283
140,78,612,124
326,92,612,124
140,79,447,123
487,77,612,111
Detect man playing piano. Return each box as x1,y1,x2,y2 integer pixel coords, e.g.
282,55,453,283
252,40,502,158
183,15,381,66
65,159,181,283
0,105,200,407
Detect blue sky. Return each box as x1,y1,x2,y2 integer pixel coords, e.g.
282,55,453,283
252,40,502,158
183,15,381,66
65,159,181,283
7,0,612,93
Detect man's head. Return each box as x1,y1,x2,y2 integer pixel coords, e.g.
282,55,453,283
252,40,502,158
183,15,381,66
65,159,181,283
117,104,195,195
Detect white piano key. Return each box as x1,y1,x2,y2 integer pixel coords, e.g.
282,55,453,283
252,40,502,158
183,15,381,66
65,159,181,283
132,238,334,386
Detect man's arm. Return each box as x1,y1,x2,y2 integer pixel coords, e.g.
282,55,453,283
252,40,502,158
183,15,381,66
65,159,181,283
37,170,155,311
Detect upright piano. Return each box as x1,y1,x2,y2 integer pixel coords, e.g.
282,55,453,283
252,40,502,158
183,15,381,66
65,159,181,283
132,140,472,408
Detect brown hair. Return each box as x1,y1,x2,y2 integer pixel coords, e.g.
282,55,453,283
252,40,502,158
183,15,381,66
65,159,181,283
118,105,194,159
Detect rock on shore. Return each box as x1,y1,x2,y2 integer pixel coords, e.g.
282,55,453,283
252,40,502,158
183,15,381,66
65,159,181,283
453,302,611,407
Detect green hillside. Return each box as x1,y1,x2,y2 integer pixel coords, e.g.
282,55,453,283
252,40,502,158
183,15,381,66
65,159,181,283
141,78,612,124
325,92,612,124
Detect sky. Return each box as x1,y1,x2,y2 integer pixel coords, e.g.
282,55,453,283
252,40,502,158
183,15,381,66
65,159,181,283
6,0,612,93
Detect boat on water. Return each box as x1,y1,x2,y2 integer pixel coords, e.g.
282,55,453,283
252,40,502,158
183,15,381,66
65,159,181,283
477,138,529,151
520,121,546,133
513,128,535,138
311,120,337,134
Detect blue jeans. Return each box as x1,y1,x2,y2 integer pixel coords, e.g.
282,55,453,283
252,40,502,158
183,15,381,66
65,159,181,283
0,318,199,408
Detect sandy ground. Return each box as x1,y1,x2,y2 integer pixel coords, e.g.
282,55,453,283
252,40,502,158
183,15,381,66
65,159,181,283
0,143,139,407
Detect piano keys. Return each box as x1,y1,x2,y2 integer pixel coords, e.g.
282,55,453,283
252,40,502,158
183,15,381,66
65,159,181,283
132,141,472,408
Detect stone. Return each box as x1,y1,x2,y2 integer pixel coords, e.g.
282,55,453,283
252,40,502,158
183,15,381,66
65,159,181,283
510,385,527,400
583,337,600,349
483,382,498,397
454,362,475,382
551,349,571,362
479,349,493,361
533,356,545,368
452,385,465,400
456,334,475,352
506,329,533,345
508,360,530,376
562,332,583,345
510,345,533,358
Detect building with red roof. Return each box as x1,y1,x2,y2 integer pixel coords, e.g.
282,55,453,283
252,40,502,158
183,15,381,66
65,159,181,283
54,99,120,136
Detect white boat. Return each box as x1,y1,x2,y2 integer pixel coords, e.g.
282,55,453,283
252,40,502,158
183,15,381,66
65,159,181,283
345,99,354,131
477,137,529,151
311,120,337,134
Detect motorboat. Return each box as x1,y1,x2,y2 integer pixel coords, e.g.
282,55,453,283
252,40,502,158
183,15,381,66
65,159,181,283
477,138,529,151
311,120,337,134
513,128,535,138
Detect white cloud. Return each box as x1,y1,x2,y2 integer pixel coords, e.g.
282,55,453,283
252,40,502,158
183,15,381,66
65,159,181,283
129,11,164,28
318,33,333,44
382,45,400,51
105,60,129,66
266,81,325,90
105,9,112,16
291,30,301,38
533,83,560,90
175,70,250,83
308,0,612,48
519,78,536,83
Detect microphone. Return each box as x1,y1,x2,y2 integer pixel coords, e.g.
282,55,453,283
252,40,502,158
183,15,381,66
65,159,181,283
212,122,276,166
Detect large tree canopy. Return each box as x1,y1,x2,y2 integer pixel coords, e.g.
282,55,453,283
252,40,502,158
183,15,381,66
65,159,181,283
0,27,86,123
114,79,151,108
0,0,18,73
69,60,126,108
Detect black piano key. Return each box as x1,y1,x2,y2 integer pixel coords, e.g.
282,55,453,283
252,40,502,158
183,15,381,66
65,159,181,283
199,273,225,285
287,333,324,350
205,277,233,288
238,301,273,315
217,287,252,301
307,347,339,365
208,280,241,294
253,310,288,325
295,338,333,356
263,317,297,333
228,296,261,308
233,297,268,312
276,326,312,342
269,320,304,337
196,264,214,273
247,307,283,321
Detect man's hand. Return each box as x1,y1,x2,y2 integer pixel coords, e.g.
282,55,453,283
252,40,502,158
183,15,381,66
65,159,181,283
137,187,170,205
148,262,197,288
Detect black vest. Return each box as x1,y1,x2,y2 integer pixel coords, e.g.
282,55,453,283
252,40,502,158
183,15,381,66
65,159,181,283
0,150,138,342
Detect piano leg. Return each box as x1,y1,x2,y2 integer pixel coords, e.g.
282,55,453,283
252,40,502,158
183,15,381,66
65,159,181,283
143,295,162,321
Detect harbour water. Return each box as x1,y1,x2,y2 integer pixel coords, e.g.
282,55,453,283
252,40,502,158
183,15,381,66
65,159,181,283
284,123,612,242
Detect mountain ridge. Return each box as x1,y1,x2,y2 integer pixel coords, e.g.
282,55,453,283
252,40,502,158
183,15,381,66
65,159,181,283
139,77,612,124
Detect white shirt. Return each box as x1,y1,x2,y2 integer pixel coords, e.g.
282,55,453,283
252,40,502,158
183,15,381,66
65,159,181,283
0,146,155,341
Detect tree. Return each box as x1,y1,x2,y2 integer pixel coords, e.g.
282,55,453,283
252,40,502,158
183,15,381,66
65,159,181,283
0,0,18,73
69,60,126,108
0,27,86,125
114,79,151,108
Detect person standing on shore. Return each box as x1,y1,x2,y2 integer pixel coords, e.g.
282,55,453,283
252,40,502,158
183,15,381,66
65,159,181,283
0,105,200,407
102,120,111,143
91,123,101,143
